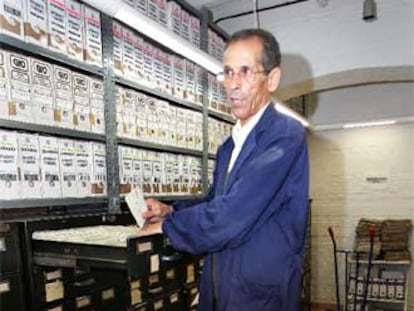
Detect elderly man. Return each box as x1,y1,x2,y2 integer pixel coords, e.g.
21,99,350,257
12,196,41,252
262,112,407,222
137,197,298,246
140,28,309,311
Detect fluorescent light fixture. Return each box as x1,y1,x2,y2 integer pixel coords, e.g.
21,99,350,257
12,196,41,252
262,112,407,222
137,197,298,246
343,120,396,129
274,102,310,128
83,0,223,74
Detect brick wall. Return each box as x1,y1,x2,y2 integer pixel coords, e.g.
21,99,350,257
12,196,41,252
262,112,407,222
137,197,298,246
307,123,414,310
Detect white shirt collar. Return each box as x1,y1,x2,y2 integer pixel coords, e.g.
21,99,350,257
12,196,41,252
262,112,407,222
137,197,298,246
232,103,270,149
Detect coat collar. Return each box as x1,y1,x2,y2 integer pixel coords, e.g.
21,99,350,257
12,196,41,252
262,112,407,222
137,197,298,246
224,104,277,190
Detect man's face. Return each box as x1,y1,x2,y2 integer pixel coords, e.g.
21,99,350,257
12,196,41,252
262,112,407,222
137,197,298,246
223,37,271,125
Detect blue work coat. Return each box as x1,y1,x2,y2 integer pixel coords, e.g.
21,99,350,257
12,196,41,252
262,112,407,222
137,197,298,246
163,104,309,311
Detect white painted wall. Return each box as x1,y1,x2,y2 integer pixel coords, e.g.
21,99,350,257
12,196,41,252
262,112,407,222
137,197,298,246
308,123,414,310
216,0,414,90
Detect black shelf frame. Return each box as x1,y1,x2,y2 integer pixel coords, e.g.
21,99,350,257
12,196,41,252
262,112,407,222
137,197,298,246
0,197,108,210
208,110,236,124
0,34,103,77
0,119,106,142
115,76,203,113
118,137,203,157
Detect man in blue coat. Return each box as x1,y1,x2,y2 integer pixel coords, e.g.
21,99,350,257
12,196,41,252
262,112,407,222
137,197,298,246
140,28,309,311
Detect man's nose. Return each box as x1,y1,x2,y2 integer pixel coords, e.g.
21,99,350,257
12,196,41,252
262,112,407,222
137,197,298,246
229,73,242,89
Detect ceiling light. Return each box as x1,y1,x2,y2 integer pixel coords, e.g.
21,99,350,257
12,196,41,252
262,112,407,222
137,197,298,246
343,120,396,129
363,0,377,22
83,0,223,74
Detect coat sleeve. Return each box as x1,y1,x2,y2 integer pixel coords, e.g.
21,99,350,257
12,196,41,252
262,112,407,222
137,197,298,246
162,129,307,255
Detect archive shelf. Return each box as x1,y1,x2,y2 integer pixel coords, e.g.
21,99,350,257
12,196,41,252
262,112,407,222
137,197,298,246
115,76,203,113
118,137,203,158
0,197,108,210
0,120,106,142
0,34,103,77
208,109,236,124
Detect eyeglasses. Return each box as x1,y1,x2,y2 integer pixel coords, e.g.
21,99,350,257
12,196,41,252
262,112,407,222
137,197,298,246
217,65,268,84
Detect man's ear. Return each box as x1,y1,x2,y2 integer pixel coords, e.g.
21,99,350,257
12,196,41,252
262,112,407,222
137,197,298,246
267,67,281,93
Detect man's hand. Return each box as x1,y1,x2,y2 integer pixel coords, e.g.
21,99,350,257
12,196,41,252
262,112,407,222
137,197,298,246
137,220,163,237
142,198,173,223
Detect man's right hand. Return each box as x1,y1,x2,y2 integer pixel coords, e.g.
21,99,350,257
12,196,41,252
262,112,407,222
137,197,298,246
142,198,173,223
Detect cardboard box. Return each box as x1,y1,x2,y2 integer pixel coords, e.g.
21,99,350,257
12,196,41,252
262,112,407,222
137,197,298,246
83,4,102,67
180,9,190,41
53,64,73,128
0,130,20,199
47,0,66,53
175,107,186,148
39,135,62,198
152,152,162,193
0,49,8,120
152,47,164,91
167,105,176,146
135,91,147,141
74,140,91,197
172,153,179,193
23,0,48,46
89,78,105,134
179,155,189,193
132,148,143,189
142,40,154,88
122,88,137,138
185,110,195,150
162,52,173,95
142,150,153,193
112,20,123,76
122,0,135,9
207,159,214,188
119,145,133,194
172,55,185,99
167,1,180,36
6,52,33,123
135,0,147,15
0,0,24,39
91,142,106,196
185,60,196,103
147,0,157,22
122,26,136,79
72,73,90,131
146,97,158,143
18,133,41,198
194,64,204,105
190,16,200,48
133,33,144,84
157,0,167,28
190,156,202,194
59,138,77,197
194,112,202,151
66,0,83,61
156,100,169,145
31,57,54,125
163,153,173,193
115,86,124,136
208,73,219,110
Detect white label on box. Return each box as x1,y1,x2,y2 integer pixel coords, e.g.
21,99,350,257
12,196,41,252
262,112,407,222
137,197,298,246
195,64,204,105
167,1,180,36
91,142,106,196
142,151,152,193
53,65,73,128
66,0,83,61
0,50,8,119
167,106,176,146
135,0,147,15
152,152,162,193
135,92,147,141
74,141,91,197
90,78,104,134
190,16,200,47
7,53,32,122
0,0,24,39
18,133,41,198
150,254,159,273
83,5,102,67
176,108,186,148
122,0,135,9
24,0,48,46
162,52,172,94
122,26,136,79
73,73,90,131
156,100,169,145
39,135,61,198
0,130,20,199
180,9,190,41
133,34,144,82
31,57,54,125
132,148,142,188
157,0,167,27
147,0,157,22
119,145,133,194
146,97,158,143
112,20,123,75
47,0,66,53
0,280,10,294
173,55,185,99
59,139,77,197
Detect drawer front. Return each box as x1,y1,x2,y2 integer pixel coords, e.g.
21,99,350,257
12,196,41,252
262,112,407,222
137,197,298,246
0,223,22,274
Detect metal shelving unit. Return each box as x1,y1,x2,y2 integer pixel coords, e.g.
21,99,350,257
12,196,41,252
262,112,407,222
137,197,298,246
118,137,203,157
0,198,108,210
0,34,103,77
0,119,106,142
208,109,236,124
